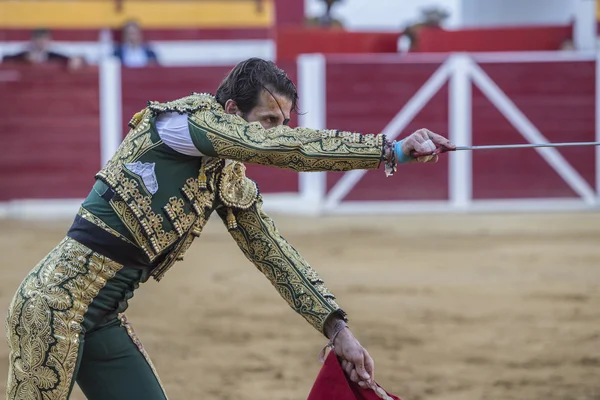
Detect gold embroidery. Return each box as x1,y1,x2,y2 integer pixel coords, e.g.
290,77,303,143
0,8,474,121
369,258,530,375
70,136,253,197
77,206,136,246
108,172,179,256
118,314,168,399
105,172,218,262
109,198,154,258
220,198,341,333
163,197,196,237
197,163,207,189
219,161,258,210
5,237,123,400
189,107,384,172
151,224,201,282
98,106,220,263
100,110,159,174
96,111,171,259
181,177,214,218
147,92,215,116
151,173,218,281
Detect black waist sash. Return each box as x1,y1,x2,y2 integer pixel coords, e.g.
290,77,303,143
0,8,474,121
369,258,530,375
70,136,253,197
67,213,156,268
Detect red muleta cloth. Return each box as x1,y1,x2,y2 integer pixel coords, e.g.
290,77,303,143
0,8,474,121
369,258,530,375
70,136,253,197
307,351,402,400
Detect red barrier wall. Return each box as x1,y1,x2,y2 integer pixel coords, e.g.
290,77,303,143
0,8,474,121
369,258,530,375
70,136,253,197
325,61,449,201
417,25,572,52
120,63,299,193
276,28,399,62
0,64,100,200
472,61,595,199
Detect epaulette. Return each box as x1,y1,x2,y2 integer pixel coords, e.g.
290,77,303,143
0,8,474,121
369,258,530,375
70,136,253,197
218,161,260,230
146,92,219,116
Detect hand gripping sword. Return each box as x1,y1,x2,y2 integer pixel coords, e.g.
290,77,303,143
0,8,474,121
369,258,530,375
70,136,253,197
410,141,600,158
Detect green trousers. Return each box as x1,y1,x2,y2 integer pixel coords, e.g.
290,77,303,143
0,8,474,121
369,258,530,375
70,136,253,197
6,237,168,400
76,316,167,400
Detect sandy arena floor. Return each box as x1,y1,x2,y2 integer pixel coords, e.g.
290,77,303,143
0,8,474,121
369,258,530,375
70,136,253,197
0,212,599,400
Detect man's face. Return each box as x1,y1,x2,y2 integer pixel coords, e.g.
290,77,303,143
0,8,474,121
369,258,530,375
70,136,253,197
32,34,50,52
124,25,143,46
243,89,292,130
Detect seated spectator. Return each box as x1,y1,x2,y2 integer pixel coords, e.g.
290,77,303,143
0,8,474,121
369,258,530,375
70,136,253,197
560,39,575,50
399,6,449,53
113,20,159,67
2,28,83,68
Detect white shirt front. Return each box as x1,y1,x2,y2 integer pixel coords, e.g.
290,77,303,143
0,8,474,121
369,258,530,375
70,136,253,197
155,112,204,157
121,45,150,68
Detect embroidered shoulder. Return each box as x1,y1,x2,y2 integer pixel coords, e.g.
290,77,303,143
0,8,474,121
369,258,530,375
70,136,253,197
218,161,259,210
147,93,221,116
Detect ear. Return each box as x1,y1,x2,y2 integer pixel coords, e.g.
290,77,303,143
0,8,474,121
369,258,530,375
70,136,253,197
224,99,242,116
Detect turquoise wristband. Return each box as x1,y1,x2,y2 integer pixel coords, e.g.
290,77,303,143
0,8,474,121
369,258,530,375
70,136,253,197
394,139,412,164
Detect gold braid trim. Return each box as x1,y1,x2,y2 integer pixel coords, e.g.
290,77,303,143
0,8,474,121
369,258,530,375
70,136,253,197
5,237,123,400
77,206,136,246
218,198,342,333
189,109,385,172
118,314,168,399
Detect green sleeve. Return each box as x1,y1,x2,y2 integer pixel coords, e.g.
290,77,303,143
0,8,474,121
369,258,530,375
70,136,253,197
188,109,385,172
216,199,347,336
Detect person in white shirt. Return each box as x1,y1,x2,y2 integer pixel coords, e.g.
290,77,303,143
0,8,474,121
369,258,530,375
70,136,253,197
113,20,158,68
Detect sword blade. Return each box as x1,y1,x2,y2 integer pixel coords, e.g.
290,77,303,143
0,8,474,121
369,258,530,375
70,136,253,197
455,142,600,151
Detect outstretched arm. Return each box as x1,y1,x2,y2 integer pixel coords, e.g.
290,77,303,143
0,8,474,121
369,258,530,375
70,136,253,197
189,108,389,172
148,94,453,172
189,108,454,172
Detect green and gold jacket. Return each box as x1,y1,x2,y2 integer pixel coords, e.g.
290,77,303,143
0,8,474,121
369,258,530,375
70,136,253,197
76,93,386,334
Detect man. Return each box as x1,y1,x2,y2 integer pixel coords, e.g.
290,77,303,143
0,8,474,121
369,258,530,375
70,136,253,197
2,28,83,69
5,58,452,399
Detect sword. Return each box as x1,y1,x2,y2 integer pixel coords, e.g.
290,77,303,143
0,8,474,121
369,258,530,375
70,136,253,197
411,141,600,158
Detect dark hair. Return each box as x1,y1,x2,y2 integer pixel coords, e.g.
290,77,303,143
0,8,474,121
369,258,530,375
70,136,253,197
122,19,141,31
215,58,299,114
31,28,50,39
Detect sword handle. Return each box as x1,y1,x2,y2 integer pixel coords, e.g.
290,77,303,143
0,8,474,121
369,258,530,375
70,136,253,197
410,145,454,159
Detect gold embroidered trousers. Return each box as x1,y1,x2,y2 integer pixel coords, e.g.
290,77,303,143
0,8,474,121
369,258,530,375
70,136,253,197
5,237,168,400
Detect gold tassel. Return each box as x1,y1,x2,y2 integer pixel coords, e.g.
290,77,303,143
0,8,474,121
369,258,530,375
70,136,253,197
226,208,237,230
128,110,145,129
198,163,207,189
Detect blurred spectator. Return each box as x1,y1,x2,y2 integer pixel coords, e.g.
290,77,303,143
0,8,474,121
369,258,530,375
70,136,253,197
2,28,84,69
113,20,159,67
398,6,449,52
305,0,344,29
560,38,575,50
